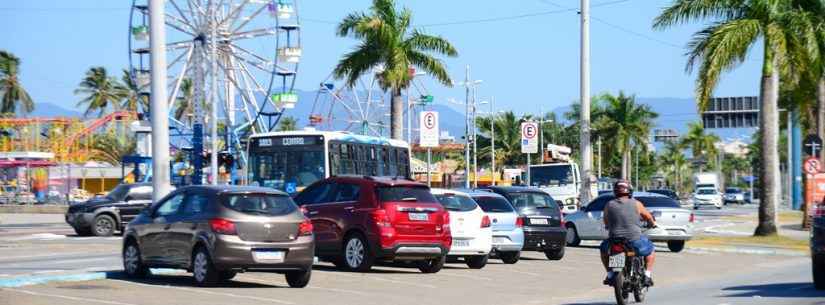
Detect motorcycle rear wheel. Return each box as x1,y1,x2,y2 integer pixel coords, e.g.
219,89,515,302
634,286,647,302
613,272,629,305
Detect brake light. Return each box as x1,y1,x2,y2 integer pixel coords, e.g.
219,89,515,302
481,215,491,228
300,206,308,215
371,209,392,227
559,212,564,224
689,213,695,223
611,243,624,253
298,218,313,236
209,218,237,235
515,217,524,228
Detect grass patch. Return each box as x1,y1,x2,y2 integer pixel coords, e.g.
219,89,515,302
692,234,808,251
719,210,803,224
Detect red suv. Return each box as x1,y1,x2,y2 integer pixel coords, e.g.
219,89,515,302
294,176,451,273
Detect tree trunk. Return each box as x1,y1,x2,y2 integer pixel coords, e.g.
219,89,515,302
621,149,630,180
755,51,780,236
390,89,404,140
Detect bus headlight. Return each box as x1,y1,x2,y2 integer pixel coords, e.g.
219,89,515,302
565,198,574,205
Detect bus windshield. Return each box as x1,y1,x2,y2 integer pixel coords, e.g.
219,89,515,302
248,136,326,193
530,165,575,186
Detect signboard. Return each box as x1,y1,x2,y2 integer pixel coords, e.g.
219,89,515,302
702,96,760,129
419,111,439,147
521,122,539,154
805,134,823,157
805,157,822,175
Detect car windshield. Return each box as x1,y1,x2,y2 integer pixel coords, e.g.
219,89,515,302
637,196,680,208
648,190,675,198
507,192,556,209
530,165,575,186
222,194,297,216
377,186,437,203
725,188,742,194
472,196,515,213
697,189,716,195
105,184,130,201
434,193,478,212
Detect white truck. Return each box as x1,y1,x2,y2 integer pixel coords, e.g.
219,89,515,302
693,172,720,191
692,172,722,209
528,145,597,214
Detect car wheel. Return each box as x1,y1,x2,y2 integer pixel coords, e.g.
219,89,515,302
123,241,150,278
566,224,581,247
192,246,219,286
417,255,446,273
73,226,92,237
285,268,311,288
343,233,374,272
465,255,488,269
499,251,520,264
219,271,237,281
667,240,686,253
544,247,565,260
92,214,116,237
814,253,825,290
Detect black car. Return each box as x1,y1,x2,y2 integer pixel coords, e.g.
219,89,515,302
477,186,566,260
647,189,679,201
65,183,155,236
812,204,825,290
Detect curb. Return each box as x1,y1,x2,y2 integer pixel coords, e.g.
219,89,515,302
685,246,808,257
0,269,181,288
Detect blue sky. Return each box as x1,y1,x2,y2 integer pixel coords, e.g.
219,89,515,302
0,0,763,115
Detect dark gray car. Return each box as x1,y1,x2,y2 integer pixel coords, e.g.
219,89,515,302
66,183,154,236
122,185,314,287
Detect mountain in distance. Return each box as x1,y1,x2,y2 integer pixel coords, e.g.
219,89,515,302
26,102,83,118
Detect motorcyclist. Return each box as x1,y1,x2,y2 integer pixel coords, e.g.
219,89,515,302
600,179,657,286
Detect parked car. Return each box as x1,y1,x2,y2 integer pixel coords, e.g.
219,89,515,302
477,186,566,260
724,187,745,205
565,192,694,252
693,187,722,209
812,203,825,290
465,190,524,264
431,188,492,269
294,176,450,273
647,189,679,201
66,183,155,236
122,186,314,287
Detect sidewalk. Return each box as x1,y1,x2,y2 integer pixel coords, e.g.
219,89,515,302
690,211,810,256
0,213,66,226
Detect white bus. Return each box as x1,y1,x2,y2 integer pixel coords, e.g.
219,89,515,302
247,130,411,194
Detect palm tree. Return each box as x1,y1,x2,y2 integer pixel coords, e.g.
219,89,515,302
121,69,148,114
476,111,529,167
276,116,299,131
90,130,136,165
658,141,691,194
0,51,34,115
681,122,720,170
334,0,458,140
653,0,819,236
174,79,195,125
75,67,127,118
592,92,658,181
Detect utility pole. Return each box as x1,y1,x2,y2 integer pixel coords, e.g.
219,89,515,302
149,0,171,201
209,1,219,185
579,0,593,204
472,86,479,188
464,66,471,189
490,97,496,186
407,87,412,144
597,136,602,178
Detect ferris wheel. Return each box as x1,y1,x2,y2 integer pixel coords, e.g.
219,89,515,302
308,71,389,137
128,0,302,146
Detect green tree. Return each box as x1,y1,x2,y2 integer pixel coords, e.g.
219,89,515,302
658,141,691,195
90,130,136,165
75,67,127,118
653,0,818,236
277,116,299,132
681,122,720,170
173,79,195,125
592,92,658,181
121,69,148,114
476,111,530,167
334,0,458,140
0,51,34,115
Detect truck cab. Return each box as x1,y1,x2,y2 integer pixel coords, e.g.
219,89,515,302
528,145,597,214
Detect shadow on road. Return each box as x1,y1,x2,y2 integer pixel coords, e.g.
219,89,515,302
311,263,422,274
722,282,825,298
558,302,614,305
104,270,285,288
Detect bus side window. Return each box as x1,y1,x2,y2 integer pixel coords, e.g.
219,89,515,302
369,147,377,176
398,149,409,177
388,147,398,176
380,147,390,176
329,143,340,176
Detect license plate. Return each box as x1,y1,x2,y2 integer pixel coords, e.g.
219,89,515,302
453,239,470,248
608,254,625,268
409,213,428,221
252,250,284,262
493,237,509,244
530,218,549,225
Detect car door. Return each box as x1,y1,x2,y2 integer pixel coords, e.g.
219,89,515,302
326,181,363,254
578,196,609,239
167,190,210,267
120,186,153,225
141,192,185,264
295,181,337,254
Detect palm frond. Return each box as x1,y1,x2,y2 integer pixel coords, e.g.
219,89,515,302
653,0,747,29
406,30,458,57
407,50,451,86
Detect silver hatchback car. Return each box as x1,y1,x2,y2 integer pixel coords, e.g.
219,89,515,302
465,191,525,264
122,186,314,287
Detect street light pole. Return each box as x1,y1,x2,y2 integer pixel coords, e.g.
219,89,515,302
149,0,172,201
464,66,471,189
472,86,479,188
209,1,219,185
490,97,496,186
579,0,593,204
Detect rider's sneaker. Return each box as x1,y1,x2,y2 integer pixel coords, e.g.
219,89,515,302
644,276,654,287
603,275,614,286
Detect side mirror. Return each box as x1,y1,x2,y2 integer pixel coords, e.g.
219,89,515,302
125,196,133,202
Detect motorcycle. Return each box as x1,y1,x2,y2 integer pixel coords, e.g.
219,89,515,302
607,236,652,305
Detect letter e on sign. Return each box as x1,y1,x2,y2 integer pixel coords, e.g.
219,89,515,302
419,111,439,148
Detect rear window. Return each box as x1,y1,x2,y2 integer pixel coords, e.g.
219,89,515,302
697,189,717,195
434,193,478,212
222,194,297,216
507,192,559,210
377,186,437,203
472,196,515,213
725,188,742,194
637,196,680,208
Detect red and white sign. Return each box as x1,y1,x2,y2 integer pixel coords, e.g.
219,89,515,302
521,122,539,154
419,111,439,148
805,157,822,175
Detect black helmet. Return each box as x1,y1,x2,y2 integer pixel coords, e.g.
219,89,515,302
613,179,633,197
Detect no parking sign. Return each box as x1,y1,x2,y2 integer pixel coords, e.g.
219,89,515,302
521,122,538,154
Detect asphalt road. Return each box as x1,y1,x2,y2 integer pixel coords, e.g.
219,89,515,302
0,209,821,305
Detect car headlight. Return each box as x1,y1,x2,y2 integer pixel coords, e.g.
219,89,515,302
565,198,574,205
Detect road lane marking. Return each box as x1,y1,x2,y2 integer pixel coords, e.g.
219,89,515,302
505,269,541,277
438,272,492,281
0,252,117,262
312,270,437,289
4,288,139,305
239,274,370,296
38,257,111,265
111,279,296,305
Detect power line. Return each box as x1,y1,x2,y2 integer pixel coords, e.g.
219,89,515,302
416,8,575,27
590,16,683,49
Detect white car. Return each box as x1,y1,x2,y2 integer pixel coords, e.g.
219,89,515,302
564,192,694,253
431,188,493,269
693,187,722,209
